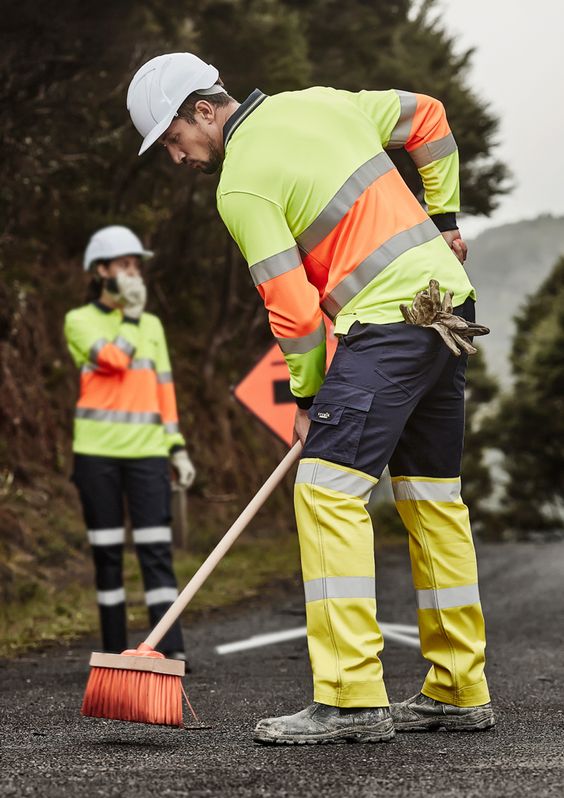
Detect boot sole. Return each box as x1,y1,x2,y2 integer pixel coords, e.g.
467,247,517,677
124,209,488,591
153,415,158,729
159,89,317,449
254,720,396,746
394,707,495,733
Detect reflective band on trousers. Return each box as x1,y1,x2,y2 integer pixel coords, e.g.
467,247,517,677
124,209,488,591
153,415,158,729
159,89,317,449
321,217,440,319
387,90,417,147
88,528,125,546
250,245,302,287
157,371,173,384
75,408,162,425
416,583,480,610
164,421,180,434
276,320,326,355
97,587,126,606
297,151,395,253
393,478,461,502
145,587,178,606
410,132,457,168
133,527,172,545
296,461,375,501
130,358,156,370
304,576,376,603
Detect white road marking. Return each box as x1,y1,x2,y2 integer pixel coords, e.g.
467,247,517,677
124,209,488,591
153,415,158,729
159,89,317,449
215,622,420,655
381,623,420,636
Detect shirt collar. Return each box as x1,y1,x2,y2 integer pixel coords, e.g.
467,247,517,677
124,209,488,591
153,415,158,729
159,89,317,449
223,89,267,148
93,300,113,314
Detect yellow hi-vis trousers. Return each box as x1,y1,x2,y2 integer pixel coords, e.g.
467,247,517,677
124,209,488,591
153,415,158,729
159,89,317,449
391,475,490,707
294,458,387,708
294,299,490,709
295,461,490,708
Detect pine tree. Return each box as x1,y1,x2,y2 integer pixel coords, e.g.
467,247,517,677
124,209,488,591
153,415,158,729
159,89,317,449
495,257,564,532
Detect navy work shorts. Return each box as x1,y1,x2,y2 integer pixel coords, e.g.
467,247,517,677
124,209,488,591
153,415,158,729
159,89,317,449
303,298,475,479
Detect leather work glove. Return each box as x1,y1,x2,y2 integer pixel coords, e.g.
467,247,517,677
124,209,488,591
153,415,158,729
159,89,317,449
400,279,490,356
170,449,196,489
116,271,147,320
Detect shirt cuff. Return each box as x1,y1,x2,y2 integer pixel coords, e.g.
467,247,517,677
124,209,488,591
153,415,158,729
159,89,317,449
430,212,458,232
295,395,315,410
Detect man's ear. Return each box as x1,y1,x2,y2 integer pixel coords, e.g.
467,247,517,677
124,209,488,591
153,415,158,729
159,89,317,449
194,99,215,123
96,263,109,280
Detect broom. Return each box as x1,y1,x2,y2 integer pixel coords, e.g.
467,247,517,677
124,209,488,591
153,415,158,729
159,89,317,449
81,441,302,727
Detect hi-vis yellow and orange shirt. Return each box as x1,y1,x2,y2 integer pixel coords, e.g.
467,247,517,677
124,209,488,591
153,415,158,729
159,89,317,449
64,302,185,457
217,87,475,403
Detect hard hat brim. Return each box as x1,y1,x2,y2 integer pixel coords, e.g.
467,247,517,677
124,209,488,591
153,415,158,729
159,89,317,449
138,112,176,155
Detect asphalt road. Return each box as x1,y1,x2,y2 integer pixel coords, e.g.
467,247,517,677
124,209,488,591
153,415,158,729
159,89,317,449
1,540,563,798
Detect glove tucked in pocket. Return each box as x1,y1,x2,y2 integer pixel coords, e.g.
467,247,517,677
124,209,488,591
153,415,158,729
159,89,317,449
400,279,489,356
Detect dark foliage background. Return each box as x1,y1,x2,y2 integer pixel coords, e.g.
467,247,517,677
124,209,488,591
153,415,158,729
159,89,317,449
0,0,511,613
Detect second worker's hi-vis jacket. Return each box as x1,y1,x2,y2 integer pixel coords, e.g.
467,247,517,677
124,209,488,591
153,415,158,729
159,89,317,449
64,301,185,457
217,87,475,404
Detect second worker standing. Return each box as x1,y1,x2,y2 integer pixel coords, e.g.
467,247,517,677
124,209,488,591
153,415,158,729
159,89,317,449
64,225,196,661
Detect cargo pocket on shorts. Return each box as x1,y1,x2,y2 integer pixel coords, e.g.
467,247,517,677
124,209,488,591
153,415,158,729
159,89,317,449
307,381,374,465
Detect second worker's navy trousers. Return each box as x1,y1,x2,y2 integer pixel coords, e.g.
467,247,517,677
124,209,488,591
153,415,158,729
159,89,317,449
73,455,184,655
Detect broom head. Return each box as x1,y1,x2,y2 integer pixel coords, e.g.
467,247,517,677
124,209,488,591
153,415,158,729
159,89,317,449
81,643,185,726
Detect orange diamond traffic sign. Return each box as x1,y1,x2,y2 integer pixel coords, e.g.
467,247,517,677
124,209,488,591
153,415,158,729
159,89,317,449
234,319,338,446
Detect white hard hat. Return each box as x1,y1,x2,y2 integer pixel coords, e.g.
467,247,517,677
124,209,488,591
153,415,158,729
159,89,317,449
127,52,219,155
83,226,153,271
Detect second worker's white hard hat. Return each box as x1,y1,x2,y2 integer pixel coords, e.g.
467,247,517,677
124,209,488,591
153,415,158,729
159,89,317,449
83,226,153,271
126,52,220,155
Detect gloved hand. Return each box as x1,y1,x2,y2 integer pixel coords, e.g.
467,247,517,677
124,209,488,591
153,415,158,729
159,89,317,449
400,279,489,356
170,449,196,489
116,271,147,320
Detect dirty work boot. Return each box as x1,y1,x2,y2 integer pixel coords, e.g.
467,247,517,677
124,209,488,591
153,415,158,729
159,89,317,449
391,693,495,732
254,702,395,745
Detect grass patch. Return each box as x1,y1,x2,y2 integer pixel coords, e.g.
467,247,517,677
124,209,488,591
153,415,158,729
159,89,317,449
0,533,302,658
0,577,100,657
0,499,406,658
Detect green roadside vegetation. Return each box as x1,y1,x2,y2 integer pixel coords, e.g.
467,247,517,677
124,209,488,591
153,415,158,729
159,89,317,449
0,536,300,657
0,502,405,658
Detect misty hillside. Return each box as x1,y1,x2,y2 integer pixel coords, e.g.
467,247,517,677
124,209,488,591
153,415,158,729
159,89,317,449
464,215,564,384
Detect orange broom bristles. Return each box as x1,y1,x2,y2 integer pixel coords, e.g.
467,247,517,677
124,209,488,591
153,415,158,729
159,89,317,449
81,444,304,728
81,644,185,727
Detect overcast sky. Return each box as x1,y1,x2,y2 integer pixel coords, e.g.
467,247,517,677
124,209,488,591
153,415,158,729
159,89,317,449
437,0,564,237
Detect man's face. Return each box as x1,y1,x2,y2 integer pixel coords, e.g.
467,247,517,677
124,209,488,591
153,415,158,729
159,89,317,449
160,104,224,174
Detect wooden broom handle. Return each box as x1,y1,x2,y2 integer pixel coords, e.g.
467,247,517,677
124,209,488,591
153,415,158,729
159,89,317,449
144,441,303,650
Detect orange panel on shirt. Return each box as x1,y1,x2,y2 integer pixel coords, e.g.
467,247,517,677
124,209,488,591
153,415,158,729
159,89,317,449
157,382,179,424
79,369,160,414
406,94,451,151
303,169,428,298
96,342,131,371
257,268,322,340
